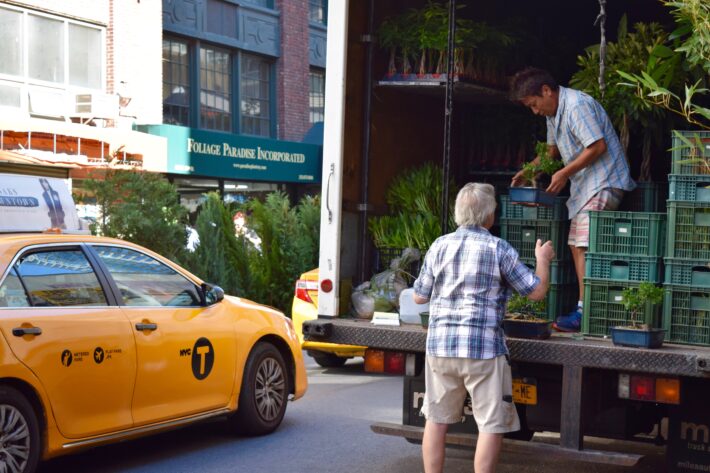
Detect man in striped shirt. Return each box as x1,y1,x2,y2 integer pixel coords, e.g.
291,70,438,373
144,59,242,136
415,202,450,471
510,67,635,332
413,183,554,473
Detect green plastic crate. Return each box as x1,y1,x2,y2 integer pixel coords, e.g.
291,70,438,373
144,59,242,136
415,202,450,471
522,283,578,321
582,279,662,337
499,195,568,221
666,202,710,260
668,174,710,203
585,253,663,283
663,284,710,346
499,219,569,260
589,211,666,257
664,259,710,287
671,130,710,176
521,258,577,285
618,181,667,212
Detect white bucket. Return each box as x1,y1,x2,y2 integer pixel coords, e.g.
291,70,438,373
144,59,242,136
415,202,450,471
398,288,429,324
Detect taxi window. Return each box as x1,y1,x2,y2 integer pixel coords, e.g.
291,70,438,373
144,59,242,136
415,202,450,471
93,246,201,307
14,250,108,307
0,267,31,307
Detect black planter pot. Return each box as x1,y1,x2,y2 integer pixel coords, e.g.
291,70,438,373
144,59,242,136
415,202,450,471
509,187,557,207
503,318,552,340
610,327,665,349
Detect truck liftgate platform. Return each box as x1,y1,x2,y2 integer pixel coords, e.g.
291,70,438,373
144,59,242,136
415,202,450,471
303,318,710,466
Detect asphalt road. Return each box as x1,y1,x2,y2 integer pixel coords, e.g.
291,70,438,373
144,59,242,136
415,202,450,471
40,354,668,473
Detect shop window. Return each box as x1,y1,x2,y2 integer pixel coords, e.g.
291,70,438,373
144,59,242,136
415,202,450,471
28,14,64,84
200,46,231,132
0,7,22,76
309,69,325,123
240,54,271,137
309,0,327,24
163,37,191,126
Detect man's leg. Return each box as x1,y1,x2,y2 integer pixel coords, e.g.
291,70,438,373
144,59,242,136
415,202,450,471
571,244,586,301
422,420,448,473
474,432,504,473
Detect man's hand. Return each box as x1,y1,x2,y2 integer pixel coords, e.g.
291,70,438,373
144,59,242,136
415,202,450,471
511,169,526,187
545,169,569,195
535,239,555,263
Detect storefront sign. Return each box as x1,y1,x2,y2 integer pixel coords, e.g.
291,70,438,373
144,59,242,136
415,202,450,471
138,125,321,183
0,174,87,233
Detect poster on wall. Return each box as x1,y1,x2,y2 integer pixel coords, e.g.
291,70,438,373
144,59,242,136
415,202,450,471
0,174,87,233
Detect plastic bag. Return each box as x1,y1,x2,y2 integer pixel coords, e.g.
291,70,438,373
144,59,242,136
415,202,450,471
351,248,421,319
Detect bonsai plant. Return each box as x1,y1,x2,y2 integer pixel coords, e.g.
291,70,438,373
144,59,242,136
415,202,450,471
510,141,564,207
611,282,665,348
503,293,552,340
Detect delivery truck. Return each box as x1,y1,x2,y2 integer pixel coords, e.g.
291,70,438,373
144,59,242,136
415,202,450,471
302,1,710,471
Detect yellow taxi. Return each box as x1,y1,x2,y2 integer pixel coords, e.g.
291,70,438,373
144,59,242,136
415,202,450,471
292,268,365,367
0,175,307,473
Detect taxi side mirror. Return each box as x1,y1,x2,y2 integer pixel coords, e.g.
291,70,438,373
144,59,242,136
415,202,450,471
201,283,225,306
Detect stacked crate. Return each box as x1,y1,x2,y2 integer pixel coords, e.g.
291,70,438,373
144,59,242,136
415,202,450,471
663,131,710,346
582,211,667,336
499,195,578,320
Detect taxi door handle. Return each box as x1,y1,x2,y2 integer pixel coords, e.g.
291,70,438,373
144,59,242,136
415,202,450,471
135,323,158,332
12,327,42,337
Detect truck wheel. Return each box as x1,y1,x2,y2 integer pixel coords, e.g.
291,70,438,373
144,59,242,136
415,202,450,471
0,386,40,473
231,342,288,436
310,351,348,368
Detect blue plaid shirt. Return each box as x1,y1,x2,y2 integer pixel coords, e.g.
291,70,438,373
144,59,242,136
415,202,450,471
547,86,635,218
413,225,540,360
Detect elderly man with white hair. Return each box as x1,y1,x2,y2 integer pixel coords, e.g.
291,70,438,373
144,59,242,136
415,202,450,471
413,182,555,473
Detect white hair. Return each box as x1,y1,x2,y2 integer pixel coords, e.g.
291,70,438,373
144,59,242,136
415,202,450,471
454,183,496,227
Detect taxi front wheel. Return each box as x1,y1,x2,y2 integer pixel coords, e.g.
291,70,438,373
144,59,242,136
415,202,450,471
230,342,288,436
0,386,40,473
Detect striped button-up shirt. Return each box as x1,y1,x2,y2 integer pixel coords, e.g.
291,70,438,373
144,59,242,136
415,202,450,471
547,86,635,218
413,225,540,360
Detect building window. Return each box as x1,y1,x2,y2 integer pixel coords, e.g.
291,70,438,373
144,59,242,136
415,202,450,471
0,7,23,77
163,37,191,126
241,0,272,8
200,46,231,132
309,69,325,123
0,6,103,90
309,0,327,24
240,54,271,137
28,14,65,83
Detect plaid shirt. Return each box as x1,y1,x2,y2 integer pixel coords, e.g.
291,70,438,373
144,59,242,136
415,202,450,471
413,225,540,360
547,86,635,218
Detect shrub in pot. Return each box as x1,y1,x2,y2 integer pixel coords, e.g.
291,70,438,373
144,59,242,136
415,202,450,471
503,294,552,340
611,282,665,348
510,142,563,207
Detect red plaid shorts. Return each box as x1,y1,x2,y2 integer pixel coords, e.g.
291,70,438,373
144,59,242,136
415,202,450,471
568,188,624,248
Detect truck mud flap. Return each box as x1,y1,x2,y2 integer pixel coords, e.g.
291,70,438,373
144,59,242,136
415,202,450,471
370,421,645,467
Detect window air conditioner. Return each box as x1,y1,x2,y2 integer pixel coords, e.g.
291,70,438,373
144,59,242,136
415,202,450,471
73,93,119,120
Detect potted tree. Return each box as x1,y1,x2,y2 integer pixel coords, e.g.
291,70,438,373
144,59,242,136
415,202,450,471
610,282,665,348
510,141,563,207
503,293,552,340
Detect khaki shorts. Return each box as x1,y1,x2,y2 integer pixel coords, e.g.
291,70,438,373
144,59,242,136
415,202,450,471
421,355,520,434
568,188,624,248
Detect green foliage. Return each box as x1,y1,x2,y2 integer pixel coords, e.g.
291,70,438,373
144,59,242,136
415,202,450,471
621,282,664,327
185,192,252,297
76,170,188,261
519,142,562,187
616,1,710,130
368,163,456,250
246,192,321,314
507,293,546,317
671,130,710,173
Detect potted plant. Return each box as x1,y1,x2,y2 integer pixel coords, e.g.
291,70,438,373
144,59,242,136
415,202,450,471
510,141,563,207
610,282,665,348
503,293,552,340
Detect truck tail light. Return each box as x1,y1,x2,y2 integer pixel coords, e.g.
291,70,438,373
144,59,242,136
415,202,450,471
384,351,405,375
618,373,680,404
295,280,318,303
364,349,384,373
